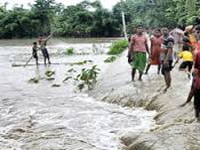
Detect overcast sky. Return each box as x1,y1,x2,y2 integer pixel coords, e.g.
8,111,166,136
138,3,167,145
0,0,120,10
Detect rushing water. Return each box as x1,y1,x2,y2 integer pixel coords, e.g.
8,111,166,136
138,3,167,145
0,38,156,150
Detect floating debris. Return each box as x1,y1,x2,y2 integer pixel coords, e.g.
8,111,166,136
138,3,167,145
51,84,61,87
104,56,117,63
45,70,55,77
28,77,39,84
63,76,72,82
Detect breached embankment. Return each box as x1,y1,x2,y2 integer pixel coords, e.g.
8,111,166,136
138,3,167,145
90,51,200,150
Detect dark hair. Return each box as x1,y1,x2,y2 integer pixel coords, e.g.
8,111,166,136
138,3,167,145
136,24,143,28
182,45,190,51
183,37,190,43
33,42,37,45
184,32,189,37
155,28,161,32
196,25,200,31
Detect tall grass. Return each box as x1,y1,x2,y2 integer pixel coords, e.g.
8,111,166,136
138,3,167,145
108,39,128,55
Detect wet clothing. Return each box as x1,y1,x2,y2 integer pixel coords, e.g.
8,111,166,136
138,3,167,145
161,60,173,75
179,51,193,62
131,34,148,53
32,47,38,59
41,48,49,58
160,35,174,75
150,36,162,65
38,39,50,59
179,61,193,72
189,33,196,48
160,35,174,61
194,51,200,70
170,28,184,45
170,28,184,54
131,52,147,72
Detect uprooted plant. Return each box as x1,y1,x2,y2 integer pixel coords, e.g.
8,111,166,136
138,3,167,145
76,65,100,91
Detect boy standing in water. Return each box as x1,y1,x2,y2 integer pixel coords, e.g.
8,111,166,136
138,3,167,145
38,34,52,65
160,28,174,91
32,42,39,65
128,25,150,81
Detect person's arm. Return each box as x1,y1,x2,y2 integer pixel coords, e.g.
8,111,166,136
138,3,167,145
149,38,153,59
128,36,135,63
145,37,150,56
173,53,182,67
44,33,53,42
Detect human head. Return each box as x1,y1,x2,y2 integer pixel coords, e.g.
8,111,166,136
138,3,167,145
153,28,162,37
182,45,190,51
33,42,37,46
161,28,169,36
136,25,143,35
196,25,200,34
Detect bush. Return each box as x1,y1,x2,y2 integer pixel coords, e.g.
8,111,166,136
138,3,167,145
66,48,74,55
108,40,128,55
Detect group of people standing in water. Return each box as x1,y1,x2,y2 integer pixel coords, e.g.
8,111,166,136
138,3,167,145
32,34,52,66
128,24,200,121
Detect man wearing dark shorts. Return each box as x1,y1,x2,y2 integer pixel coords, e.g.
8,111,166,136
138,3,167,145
160,28,174,91
38,34,52,65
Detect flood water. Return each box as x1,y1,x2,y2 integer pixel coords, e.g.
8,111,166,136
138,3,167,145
0,38,156,150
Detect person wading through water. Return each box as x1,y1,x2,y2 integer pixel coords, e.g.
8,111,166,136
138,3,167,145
128,25,150,81
181,51,200,122
160,28,174,92
145,28,163,74
38,34,52,65
32,42,39,66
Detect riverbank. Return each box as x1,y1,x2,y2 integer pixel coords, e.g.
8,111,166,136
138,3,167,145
90,50,200,150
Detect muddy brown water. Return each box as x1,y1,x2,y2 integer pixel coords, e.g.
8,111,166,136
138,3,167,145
0,39,156,150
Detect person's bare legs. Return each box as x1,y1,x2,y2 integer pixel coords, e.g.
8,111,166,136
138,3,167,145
195,108,200,122
47,56,51,64
139,71,143,81
132,68,136,81
44,57,47,65
158,64,161,74
145,64,151,74
164,71,171,92
35,58,39,66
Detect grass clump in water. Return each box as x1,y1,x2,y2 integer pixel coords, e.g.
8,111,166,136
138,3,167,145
28,77,39,84
45,70,55,77
76,65,100,91
104,56,117,63
108,40,128,55
66,48,74,55
51,84,60,87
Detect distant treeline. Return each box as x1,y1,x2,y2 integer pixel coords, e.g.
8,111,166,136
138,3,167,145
0,0,200,39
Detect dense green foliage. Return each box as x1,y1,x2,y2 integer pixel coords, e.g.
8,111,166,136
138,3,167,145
108,40,129,55
0,0,200,39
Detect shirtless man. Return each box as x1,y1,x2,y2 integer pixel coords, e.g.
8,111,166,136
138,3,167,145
38,34,52,65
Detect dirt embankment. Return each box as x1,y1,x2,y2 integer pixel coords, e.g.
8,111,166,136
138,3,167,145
90,51,200,150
